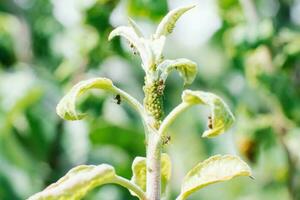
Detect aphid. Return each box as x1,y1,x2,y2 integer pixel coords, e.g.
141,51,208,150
158,79,164,86
133,51,138,55
162,135,171,145
157,79,165,95
208,116,213,129
114,94,121,104
129,43,138,55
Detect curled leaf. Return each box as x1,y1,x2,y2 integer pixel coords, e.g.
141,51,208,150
150,36,166,65
109,26,152,70
56,78,113,120
182,90,235,137
28,164,116,200
128,18,144,37
131,153,171,196
177,155,252,200
158,59,197,85
56,78,144,121
159,90,234,140
155,4,196,38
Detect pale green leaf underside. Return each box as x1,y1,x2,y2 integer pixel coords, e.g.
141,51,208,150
28,164,116,200
131,153,171,196
108,26,140,45
155,4,196,38
56,78,114,120
56,77,143,121
177,155,252,200
108,26,152,69
182,90,235,138
150,36,166,64
159,58,198,85
128,18,144,37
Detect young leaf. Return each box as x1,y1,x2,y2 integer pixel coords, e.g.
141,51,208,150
109,26,153,70
28,164,116,200
131,153,171,196
158,58,198,85
56,78,114,120
128,18,144,37
154,4,196,38
56,78,144,121
108,26,141,45
150,36,166,65
176,155,252,200
182,90,235,137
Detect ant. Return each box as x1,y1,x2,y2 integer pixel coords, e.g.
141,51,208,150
114,94,121,105
162,135,171,145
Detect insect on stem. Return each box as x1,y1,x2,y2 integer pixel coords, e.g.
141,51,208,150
114,94,121,104
208,115,213,129
162,135,171,145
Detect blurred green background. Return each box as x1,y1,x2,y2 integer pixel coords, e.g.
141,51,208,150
0,0,300,199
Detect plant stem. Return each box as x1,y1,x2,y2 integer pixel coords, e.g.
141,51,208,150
114,86,146,122
112,176,147,200
146,131,161,200
143,77,164,200
158,102,190,140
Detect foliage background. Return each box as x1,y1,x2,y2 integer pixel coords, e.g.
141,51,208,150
0,0,299,199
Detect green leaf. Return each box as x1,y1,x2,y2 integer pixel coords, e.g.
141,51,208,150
56,77,144,121
108,26,153,70
28,164,147,200
158,58,198,85
28,164,116,200
56,78,114,120
131,153,171,196
182,90,235,137
154,4,196,38
176,155,252,200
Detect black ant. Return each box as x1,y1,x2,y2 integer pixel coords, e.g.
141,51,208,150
114,94,121,105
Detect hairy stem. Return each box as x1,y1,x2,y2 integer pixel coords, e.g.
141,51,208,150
146,132,161,200
114,86,146,122
143,77,165,200
158,102,190,140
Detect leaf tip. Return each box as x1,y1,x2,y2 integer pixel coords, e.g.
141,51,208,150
155,4,197,38
127,17,135,26
187,3,197,10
